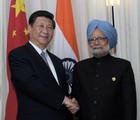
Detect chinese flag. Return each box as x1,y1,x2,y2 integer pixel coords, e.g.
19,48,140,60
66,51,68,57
5,0,29,120
50,0,79,93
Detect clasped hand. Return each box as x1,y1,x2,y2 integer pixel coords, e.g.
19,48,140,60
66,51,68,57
64,96,80,114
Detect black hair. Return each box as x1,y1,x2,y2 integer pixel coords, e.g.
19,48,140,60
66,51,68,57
28,10,56,29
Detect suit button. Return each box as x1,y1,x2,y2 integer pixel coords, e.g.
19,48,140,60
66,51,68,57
96,74,99,77
92,115,97,119
94,87,98,90
93,100,98,104
97,62,100,65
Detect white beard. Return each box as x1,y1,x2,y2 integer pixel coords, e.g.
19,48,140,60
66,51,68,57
90,44,110,58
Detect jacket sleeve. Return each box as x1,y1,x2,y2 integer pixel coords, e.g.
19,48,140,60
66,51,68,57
122,62,137,120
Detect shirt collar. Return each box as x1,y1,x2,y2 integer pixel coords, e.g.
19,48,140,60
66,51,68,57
29,41,47,55
93,53,111,62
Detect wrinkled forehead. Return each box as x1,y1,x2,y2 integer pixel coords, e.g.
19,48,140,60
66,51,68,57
90,28,106,37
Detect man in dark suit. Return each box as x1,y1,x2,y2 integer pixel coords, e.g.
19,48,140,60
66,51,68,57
8,10,79,120
71,19,137,120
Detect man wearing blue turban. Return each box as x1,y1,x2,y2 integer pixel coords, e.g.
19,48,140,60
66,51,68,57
71,19,137,120
87,19,117,49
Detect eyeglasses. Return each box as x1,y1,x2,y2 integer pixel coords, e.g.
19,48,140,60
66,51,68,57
89,36,107,43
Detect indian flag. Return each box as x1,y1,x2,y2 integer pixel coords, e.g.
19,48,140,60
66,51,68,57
50,0,79,93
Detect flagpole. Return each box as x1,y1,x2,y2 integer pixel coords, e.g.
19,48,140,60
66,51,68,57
112,6,115,27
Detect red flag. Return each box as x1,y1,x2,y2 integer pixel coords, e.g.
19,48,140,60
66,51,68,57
6,0,29,119
50,0,79,93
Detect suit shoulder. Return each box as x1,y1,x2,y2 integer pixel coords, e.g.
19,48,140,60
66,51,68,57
9,45,26,55
75,58,92,66
110,56,133,71
111,56,131,65
8,43,31,59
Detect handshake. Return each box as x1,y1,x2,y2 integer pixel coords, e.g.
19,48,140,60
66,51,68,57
63,96,80,114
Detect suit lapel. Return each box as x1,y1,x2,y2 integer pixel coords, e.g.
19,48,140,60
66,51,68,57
25,42,58,84
24,42,68,94
47,51,67,90
25,42,68,94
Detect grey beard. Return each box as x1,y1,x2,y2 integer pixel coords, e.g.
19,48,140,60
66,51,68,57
90,44,110,58
93,51,109,58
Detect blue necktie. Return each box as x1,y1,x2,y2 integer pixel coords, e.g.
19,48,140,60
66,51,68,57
41,51,60,85
40,51,49,66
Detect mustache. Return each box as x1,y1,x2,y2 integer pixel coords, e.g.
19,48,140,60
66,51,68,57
93,46,103,49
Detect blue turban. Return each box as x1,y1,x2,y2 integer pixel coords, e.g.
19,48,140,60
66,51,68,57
87,19,118,49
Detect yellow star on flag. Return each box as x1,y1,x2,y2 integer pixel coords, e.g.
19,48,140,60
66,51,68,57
11,0,26,17
24,28,29,36
12,30,16,38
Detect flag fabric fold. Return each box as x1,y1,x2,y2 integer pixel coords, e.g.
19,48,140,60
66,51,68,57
6,0,29,119
50,0,79,93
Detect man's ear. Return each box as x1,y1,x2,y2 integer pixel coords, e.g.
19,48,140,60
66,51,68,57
28,25,31,33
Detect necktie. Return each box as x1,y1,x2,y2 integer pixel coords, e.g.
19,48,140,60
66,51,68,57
40,51,59,85
40,51,49,66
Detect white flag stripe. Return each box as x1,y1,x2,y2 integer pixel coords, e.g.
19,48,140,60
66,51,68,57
50,23,78,61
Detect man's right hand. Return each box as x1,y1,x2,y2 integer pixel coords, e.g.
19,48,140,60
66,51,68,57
63,96,80,114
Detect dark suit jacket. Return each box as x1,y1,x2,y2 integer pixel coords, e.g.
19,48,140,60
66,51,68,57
72,54,136,120
8,42,73,120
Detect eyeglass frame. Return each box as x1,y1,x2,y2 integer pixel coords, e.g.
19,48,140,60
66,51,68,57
88,35,107,43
